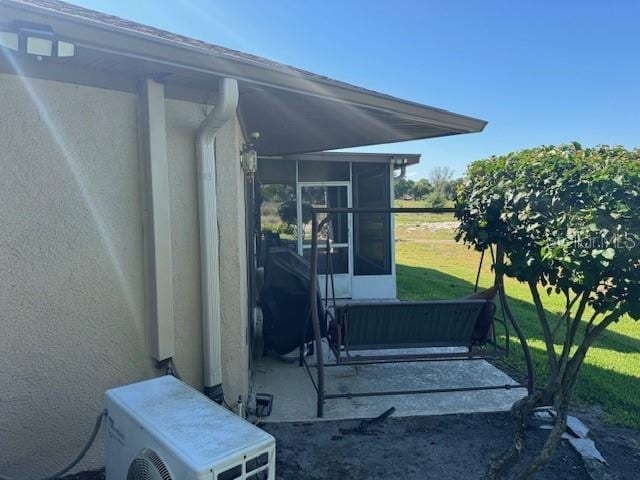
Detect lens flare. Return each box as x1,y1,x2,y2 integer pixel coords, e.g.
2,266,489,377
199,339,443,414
2,49,137,319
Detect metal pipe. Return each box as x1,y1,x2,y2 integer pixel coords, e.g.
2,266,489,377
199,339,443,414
324,383,524,400
197,77,239,402
313,207,456,214
312,354,499,368
309,211,325,417
393,164,407,180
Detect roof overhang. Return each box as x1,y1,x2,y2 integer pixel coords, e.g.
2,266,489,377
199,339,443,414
0,0,487,156
262,151,421,167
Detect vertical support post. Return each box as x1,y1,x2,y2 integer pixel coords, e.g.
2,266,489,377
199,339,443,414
310,211,325,417
139,78,175,361
244,169,257,371
495,244,535,394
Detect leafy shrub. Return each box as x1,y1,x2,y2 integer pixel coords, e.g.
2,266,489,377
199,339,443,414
457,143,640,321
456,143,640,478
262,222,296,236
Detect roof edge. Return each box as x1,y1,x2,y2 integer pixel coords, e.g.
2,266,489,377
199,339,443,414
2,0,487,133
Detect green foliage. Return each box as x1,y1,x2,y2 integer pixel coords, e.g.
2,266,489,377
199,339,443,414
278,200,312,227
457,143,640,319
395,167,459,200
457,143,640,477
261,184,295,203
262,222,295,236
445,178,463,201
412,178,433,199
425,190,446,208
456,143,640,322
394,177,415,198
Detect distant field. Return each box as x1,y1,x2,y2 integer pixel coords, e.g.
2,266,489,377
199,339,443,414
393,199,456,227
394,210,640,429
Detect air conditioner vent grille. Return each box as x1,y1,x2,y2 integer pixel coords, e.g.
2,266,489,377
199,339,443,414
246,452,269,473
127,448,172,480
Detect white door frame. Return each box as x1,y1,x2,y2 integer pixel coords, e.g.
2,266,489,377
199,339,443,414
297,181,352,298
350,163,397,299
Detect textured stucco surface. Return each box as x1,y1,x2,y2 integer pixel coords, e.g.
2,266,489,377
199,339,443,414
0,72,150,477
215,117,250,404
0,74,249,477
164,97,249,400
164,98,205,390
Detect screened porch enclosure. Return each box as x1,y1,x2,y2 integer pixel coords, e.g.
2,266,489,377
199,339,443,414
257,152,416,300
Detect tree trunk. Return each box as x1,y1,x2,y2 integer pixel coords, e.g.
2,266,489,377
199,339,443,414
485,391,544,480
516,396,570,479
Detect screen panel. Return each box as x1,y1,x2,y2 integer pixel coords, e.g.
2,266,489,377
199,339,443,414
352,163,391,276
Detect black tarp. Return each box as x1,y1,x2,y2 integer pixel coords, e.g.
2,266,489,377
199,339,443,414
260,247,326,355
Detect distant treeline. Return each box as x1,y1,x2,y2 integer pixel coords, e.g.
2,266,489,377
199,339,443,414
395,166,461,207
258,166,461,208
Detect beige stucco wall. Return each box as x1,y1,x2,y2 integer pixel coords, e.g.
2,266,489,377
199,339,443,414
214,116,250,402
0,73,249,477
164,98,249,400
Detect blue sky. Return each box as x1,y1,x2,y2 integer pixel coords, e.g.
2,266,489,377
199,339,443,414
73,0,639,178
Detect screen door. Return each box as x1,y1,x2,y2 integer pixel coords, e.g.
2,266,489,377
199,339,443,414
297,182,352,298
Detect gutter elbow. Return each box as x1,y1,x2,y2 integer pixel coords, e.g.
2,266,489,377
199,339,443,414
198,78,239,142
394,164,406,180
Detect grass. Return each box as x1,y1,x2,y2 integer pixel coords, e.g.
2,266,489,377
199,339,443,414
393,204,640,429
394,198,456,226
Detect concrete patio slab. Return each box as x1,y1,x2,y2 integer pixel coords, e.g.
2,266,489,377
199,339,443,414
252,345,527,422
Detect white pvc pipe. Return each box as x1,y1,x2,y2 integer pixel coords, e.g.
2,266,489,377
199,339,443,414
196,77,239,402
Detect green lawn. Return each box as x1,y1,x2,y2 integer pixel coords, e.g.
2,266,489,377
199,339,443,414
394,198,456,226
393,209,640,429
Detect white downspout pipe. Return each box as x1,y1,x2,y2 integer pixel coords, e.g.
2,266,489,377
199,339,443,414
197,77,239,402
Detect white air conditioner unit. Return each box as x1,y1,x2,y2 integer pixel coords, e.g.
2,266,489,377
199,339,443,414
105,375,275,480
